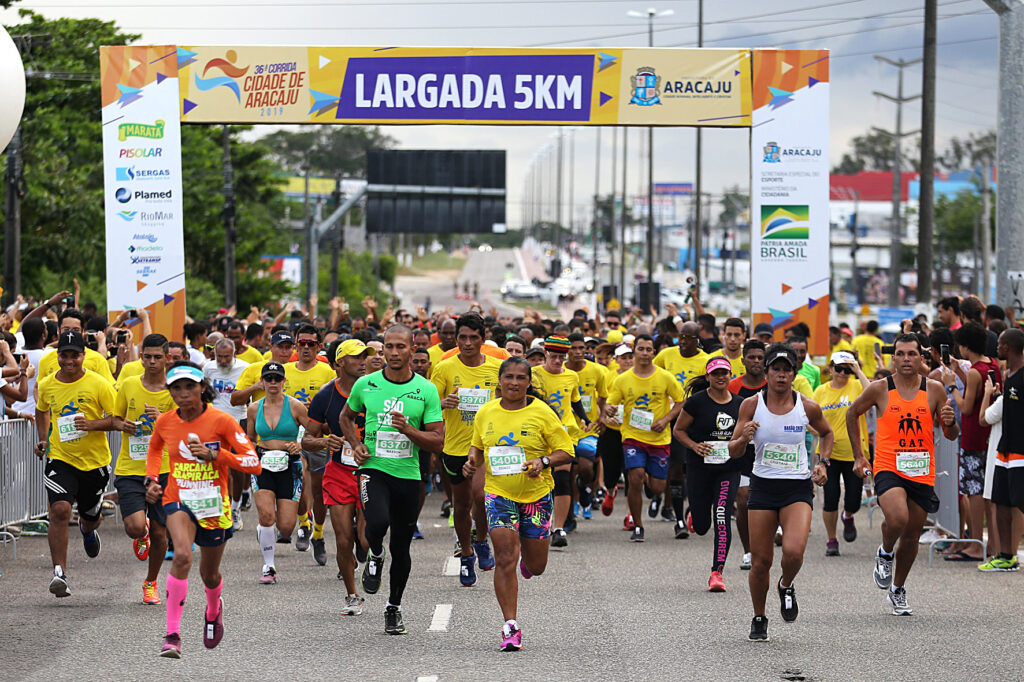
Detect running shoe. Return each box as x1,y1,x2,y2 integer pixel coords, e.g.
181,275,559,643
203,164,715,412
355,542,367,564
460,555,477,586
203,597,224,649
49,569,70,598
550,528,568,547
563,512,578,533
342,594,365,616
362,550,385,594
413,522,424,540
164,548,174,561
622,514,635,531
874,547,894,589
579,484,593,509
500,623,523,652
474,541,495,571
231,513,243,533
260,565,277,585
239,490,252,511
648,497,661,518
581,504,593,520
826,539,840,557
708,571,726,592
600,488,616,516
440,499,452,517
159,633,182,659
841,512,857,543
593,487,606,506
660,503,675,522
674,520,690,539
80,523,101,558
630,526,645,543
384,605,407,635
748,616,769,642
452,539,462,558
142,580,161,605
774,527,783,547
741,552,752,570
134,523,150,561
778,579,798,622
311,537,327,566
519,559,533,580
685,509,694,534
888,586,913,616
978,556,1020,572
295,526,311,552
448,513,455,528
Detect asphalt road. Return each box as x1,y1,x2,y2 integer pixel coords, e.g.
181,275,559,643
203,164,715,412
396,248,526,318
1,485,1021,681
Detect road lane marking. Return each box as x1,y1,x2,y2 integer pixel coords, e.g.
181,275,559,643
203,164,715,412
443,556,460,576
428,604,453,632
416,676,439,682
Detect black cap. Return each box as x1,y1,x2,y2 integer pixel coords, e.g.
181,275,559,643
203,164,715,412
261,361,286,379
270,332,294,346
57,330,85,353
767,348,798,369
754,322,774,336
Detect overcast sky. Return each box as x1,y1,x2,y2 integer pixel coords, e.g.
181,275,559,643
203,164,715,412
2,0,1000,228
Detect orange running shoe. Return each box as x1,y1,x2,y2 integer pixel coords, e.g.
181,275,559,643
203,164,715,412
143,580,162,605
134,523,151,561
708,571,726,592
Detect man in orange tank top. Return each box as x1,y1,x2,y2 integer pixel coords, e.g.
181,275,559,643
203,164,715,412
846,334,958,616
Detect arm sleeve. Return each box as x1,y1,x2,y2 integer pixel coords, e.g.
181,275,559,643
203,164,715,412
36,379,50,412
667,374,685,402
423,384,444,424
607,375,622,405
220,415,262,473
345,378,366,413
985,396,1003,425
470,410,485,450
430,364,447,399
542,409,575,455
97,378,117,415
145,418,166,478
113,383,128,418
682,394,699,418
307,389,327,424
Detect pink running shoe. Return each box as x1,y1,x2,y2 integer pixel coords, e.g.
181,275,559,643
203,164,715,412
519,559,532,580
500,625,523,652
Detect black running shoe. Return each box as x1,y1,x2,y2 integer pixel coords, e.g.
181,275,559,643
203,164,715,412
355,542,367,564
80,523,101,558
563,512,578,533
749,616,769,642
550,528,568,547
361,550,385,594
578,482,593,508
673,520,690,539
648,497,661,518
384,605,407,635
311,537,327,566
778,579,798,622
630,526,645,543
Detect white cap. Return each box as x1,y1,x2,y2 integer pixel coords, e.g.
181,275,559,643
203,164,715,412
614,344,634,358
622,334,635,344
830,351,857,366
484,339,498,347
530,338,545,349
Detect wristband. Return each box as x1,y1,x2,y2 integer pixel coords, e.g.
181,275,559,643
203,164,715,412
144,476,157,487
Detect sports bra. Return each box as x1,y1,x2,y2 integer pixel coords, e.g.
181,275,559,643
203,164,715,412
256,397,299,442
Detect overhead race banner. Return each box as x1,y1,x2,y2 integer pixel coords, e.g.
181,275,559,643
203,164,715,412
100,46,187,342
749,49,830,356
176,46,752,127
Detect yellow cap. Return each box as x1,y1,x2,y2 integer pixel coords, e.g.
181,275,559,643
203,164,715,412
335,338,376,361
606,330,623,344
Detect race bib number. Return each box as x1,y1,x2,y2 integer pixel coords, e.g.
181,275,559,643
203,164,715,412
376,430,413,458
127,433,151,461
179,486,223,519
340,441,357,467
56,414,85,443
260,450,289,473
580,394,593,414
762,442,800,471
629,408,654,431
457,388,490,413
488,445,527,476
703,442,731,465
896,451,930,478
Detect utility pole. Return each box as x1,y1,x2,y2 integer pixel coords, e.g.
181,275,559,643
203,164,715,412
221,125,236,309
851,190,862,303
693,0,704,291
3,125,21,306
330,176,344,299
619,127,628,299
872,55,921,307
592,127,601,298
303,162,314,307
917,0,937,306
981,161,993,300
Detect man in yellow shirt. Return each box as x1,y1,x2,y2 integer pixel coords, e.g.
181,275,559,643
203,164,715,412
37,310,114,384
432,313,502,584
111,333,177,605
606,334,685,543
710,317,747,379
427,318,458,379
232,331,296,410
829,326,854,356
285,323,337,562
851,320,883,377
565,332,607,518
226,320,264,365
35,330,117,598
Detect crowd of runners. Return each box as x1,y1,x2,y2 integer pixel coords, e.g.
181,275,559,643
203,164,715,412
2,286,1022,653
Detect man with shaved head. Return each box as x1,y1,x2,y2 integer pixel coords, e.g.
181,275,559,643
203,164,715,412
427,318,458,379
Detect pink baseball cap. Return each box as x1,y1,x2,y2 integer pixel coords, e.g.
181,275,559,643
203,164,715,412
706,357,732,374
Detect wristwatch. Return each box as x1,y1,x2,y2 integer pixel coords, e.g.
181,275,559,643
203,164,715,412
540,456,551,469
945,385,955,395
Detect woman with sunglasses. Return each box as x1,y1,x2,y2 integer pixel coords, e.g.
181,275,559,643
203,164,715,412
245,361,313,584
812,351,871,556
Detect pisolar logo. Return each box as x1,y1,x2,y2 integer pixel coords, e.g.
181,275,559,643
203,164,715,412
497,432,520,446
635,393,651,409
629,67,661,106
118,120,165,142
761,205,809,240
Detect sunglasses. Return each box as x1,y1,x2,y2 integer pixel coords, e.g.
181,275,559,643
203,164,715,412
833,365,853,374
263,375,285,383
296,340,318,347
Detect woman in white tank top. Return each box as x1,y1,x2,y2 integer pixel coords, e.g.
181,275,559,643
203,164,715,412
729,344,833,642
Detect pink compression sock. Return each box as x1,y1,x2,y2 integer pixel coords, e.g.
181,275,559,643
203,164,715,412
205,579,223,620
165,575,188,636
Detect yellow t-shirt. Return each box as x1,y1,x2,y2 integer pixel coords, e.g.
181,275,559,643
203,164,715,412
471,397,575,503
237,345,264,365
427,344,448,379
284,361,336,404
709,349,746,379
812,380,868,462
38,347,115,384
431,354,502,457
654,346,711,394
236,360,267,403
531,365,583,443
851,334,882,377
262,349,273,361
36,369,116,470
568,360,608,425
607,367,684,446
793,373,814,399
115,359,145,388
112,375,176,475
830,339,854,356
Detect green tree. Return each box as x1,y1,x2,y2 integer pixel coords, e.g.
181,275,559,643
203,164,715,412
832,129,921,175
261,126,396,178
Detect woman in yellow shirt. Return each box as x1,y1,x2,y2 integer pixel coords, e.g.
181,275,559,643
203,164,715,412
465,356,573,652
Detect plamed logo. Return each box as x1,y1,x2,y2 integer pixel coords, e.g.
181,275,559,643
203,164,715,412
115,187,132,204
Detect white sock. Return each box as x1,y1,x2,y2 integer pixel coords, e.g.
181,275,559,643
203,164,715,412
257,524,276,569
387,601,400,610
53,565,63,577
232,499,240,514
878,544,894,558
890,584,902,593
504,619,518,635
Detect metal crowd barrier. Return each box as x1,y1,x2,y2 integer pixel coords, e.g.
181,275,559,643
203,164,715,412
927,426,984,566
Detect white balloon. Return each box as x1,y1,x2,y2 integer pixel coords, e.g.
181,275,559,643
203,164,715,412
0,25,26,152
